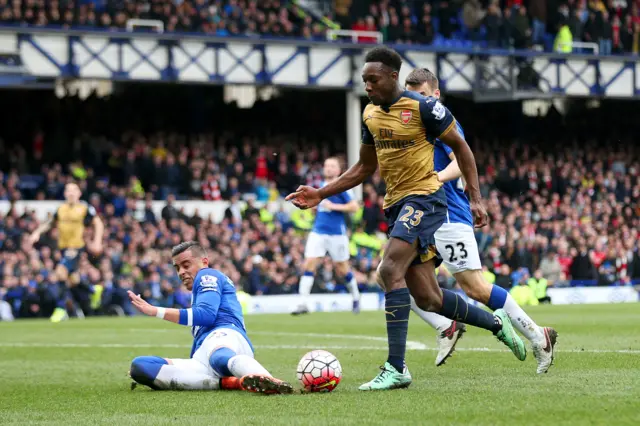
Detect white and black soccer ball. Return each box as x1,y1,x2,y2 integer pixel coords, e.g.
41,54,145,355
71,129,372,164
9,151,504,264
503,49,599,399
296,350,342,393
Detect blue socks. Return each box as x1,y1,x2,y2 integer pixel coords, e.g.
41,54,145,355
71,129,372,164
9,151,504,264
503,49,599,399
487,285,508,311
439,289,501,334
385,288,411,373
209,347,236,376
130,356,168,390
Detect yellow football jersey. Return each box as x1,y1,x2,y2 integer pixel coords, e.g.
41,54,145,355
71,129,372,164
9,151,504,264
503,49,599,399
362,91,457,209
54,202,96,249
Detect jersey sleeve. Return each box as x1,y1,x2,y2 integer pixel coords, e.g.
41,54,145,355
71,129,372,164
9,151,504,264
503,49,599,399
178,272,222,327
338,190,353,204
440,122,467,156
362,121,374,146
419,98,456,140
83,203,97,226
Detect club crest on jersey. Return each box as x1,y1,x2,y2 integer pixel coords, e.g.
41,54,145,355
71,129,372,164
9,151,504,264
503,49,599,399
400,110,412,124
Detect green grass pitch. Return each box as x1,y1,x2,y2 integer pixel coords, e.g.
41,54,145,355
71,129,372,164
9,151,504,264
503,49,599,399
1,303,639,426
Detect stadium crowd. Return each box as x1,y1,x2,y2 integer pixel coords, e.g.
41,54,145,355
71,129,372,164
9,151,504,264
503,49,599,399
0,0,638,54
1,89,639,320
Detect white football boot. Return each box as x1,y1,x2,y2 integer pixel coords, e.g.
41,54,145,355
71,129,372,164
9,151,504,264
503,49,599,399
435,321,466,366
532,327,558,374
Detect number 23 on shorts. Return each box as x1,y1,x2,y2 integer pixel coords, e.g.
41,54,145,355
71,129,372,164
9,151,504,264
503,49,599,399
445,242,468,262
398,205,424,227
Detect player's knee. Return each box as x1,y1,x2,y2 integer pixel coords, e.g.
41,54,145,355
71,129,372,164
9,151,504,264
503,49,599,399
209,347,236,377
130,356,167,387
378,259,403,290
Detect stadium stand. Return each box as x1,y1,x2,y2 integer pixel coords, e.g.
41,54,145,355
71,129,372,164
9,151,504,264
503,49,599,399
0,87,639,319
0,0,638,54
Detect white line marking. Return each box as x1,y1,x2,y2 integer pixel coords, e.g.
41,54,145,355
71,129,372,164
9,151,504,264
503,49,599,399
250,331,428,350
2,342,639,354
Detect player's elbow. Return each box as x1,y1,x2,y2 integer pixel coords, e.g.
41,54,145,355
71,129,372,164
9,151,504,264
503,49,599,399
355,158,376,177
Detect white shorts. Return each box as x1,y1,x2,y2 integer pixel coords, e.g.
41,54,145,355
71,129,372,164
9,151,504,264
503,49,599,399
434,222,482,275
158,327,254,390
304,232,350,262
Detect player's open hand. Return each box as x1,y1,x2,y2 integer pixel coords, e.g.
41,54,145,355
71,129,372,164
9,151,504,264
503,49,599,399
285,185,322,210
127,290,156,317
470,200,489,228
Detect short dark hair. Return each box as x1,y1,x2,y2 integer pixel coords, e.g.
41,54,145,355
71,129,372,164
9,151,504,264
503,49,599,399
364,46,403,72
171,241,207,258
405,68,439,90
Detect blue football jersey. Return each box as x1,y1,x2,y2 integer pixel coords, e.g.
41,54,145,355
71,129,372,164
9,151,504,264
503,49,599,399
434,122,474,227
181,268,253,357
312,182,352,236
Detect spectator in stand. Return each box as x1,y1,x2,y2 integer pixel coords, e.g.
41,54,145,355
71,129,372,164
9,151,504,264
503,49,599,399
600,10,614,55
512,6,532,49
529,0,547,46
484,3,503,48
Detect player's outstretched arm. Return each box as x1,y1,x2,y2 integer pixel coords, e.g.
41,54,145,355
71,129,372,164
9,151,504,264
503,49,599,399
319,143,378,199
437,152,463,183
89,215,105,254
128,288,221,327
29,215,56,245
323,199,360,213
286,144,377,209
438,129,488,227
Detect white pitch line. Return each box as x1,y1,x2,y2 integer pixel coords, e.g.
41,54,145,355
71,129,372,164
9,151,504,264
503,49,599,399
250,331,428,350
2,342,639,354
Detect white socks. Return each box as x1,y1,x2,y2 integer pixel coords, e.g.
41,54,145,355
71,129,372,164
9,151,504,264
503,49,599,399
347,274,361,302
298,274,314,308
410,296,453,331
154,365,220,390
228,354,271,378
503,294,545,343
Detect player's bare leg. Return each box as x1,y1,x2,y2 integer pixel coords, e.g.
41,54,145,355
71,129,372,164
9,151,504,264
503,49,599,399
359,238,415,391
454,269,557,373
335,260,361,314
407,261,526,361
292,257,320,315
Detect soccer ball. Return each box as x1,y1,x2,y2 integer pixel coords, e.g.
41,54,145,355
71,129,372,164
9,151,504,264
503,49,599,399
296,350,342,393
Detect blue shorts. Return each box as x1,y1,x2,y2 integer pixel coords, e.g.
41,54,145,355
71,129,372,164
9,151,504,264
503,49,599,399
59,248,84,274
384,191,447,265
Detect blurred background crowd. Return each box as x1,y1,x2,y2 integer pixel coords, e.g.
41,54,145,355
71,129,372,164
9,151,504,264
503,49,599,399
0,0,638,54
0,86,639,320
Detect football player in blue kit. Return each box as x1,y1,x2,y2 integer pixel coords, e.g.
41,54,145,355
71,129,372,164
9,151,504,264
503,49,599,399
403,68,557,374
292,157,361,315
127,241,293,394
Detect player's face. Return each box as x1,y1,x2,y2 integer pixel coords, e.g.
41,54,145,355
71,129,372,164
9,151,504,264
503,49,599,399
172,250,208,291
362,62,398,106
405,82,440,99
323,159,341,179
64,184,81,203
